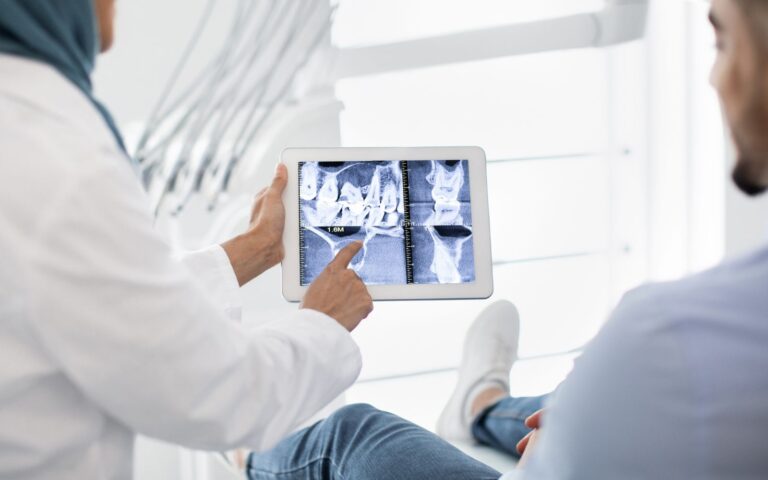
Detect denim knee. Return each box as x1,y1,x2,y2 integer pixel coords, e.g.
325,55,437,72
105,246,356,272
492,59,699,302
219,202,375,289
330,403,378,424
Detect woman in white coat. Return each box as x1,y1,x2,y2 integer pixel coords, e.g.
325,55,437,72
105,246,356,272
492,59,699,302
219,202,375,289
0,1,373,479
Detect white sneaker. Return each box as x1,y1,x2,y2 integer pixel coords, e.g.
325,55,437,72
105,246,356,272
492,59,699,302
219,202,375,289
436,300,520,442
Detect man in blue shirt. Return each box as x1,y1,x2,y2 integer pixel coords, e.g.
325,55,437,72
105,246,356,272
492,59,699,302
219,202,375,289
243,0,768,478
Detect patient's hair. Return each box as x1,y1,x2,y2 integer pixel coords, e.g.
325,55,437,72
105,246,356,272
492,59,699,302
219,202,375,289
735,0,768,52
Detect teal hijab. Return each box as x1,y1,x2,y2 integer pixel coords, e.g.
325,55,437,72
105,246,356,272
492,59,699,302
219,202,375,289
0,0,127,153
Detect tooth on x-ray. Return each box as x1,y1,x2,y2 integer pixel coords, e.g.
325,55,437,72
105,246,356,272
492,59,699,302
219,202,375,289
300,161,319,201
427,160,465,225
318,174,339,203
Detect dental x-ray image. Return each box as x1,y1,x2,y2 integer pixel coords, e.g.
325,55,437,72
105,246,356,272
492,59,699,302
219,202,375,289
299,160,475,286
407,160,475,284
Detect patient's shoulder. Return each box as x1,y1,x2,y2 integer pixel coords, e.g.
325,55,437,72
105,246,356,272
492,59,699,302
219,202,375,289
601,249,768,398
614,247,768,333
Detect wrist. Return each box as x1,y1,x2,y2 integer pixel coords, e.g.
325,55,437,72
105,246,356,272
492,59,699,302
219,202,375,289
221,229,282,286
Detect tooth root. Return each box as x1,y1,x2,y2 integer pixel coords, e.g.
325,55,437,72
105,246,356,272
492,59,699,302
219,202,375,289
319,175,339,203
366,169,381,205
372,206,386,227
382,184,398,213
427,227,470,283
341,182,364,203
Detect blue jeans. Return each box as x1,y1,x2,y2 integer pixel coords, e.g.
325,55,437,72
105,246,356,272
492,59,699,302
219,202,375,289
247,395,547,480
471,395,548,458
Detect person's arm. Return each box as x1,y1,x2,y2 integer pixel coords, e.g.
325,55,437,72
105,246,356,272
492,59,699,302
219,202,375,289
178,245,242,322
24,156,367,452
177,165,289,323
221,164,287,288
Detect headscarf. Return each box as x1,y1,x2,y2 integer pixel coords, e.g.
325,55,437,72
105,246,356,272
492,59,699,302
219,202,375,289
0,0,127,153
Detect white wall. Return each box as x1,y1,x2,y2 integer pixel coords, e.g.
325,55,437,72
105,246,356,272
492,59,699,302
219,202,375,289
93,0,240,128
727,187,768,256
725,141,768,257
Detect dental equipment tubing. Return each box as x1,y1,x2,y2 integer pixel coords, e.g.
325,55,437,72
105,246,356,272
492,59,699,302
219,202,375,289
136,0,648,215
135,0,336,214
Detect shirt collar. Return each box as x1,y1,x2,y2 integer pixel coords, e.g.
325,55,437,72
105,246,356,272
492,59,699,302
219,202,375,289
0,53,119,152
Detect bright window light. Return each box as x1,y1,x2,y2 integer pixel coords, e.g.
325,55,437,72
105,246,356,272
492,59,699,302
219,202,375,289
336,2,623,406
336,50,608,160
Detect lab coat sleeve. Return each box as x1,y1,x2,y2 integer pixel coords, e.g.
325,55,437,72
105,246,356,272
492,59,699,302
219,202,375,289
179,246,242,322
25,155,362,452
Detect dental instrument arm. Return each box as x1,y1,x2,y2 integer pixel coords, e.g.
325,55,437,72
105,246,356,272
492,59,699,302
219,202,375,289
332,0,649,78
135,0,648,216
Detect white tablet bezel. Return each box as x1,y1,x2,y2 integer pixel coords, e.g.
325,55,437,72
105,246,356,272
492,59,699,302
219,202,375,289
281,147,493,302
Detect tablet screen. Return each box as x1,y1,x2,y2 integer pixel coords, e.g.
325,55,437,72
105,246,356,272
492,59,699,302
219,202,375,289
299,160,475,286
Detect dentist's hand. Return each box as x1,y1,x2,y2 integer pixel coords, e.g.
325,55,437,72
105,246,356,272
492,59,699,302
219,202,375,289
301,242,373,332
222,164,288,286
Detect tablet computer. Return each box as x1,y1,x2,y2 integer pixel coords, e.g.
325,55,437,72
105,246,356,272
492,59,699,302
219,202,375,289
281,147,493,301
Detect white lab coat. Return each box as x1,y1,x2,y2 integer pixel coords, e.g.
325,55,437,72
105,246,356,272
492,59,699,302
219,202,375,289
0,54,362,480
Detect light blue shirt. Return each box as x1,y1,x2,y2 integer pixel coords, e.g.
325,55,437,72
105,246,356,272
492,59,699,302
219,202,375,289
504,244,768,479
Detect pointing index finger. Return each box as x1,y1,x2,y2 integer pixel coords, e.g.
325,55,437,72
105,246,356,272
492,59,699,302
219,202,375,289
330,242,363,270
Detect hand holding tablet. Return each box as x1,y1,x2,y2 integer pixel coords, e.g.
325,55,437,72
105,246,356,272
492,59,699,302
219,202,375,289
282,147,494,301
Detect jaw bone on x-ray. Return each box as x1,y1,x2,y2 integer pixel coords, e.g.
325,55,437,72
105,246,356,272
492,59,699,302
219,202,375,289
299,160,475,286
